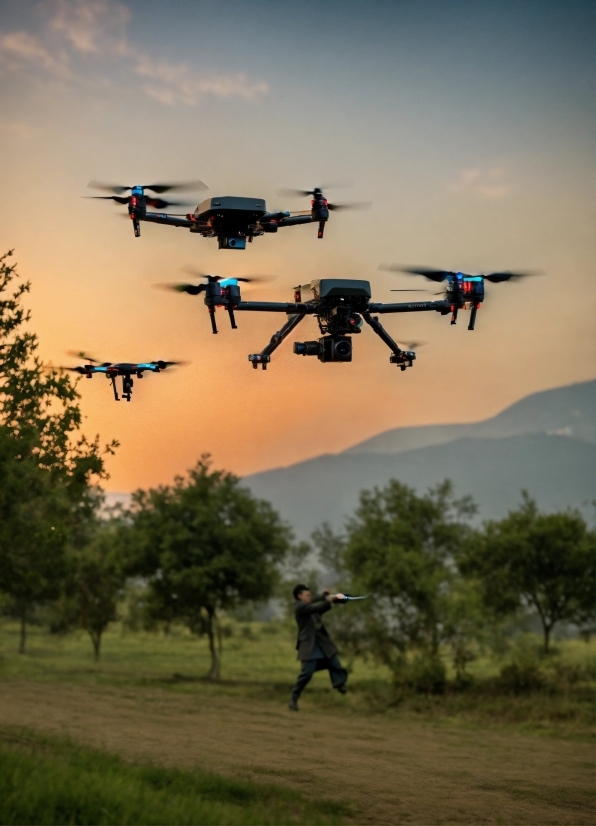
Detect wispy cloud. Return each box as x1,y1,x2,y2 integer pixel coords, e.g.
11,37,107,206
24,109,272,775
0,0,269,105
448,167,511,200
0,29,69,76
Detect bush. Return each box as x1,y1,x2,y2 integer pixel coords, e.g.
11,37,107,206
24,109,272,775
498,637,544,694
399,653,447,694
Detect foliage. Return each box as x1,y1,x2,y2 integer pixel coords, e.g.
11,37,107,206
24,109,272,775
338,480,476,688
461,493,596,651
122,456,291,679
52,523,126,660
0,729,347,825
0,251,115,652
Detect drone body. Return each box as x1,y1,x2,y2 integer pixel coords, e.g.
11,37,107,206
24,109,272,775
87,182,355,248
63,354,183,401
170,267,529,370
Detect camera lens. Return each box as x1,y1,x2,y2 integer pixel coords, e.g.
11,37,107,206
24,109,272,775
293,341,320,356
334,339,352,359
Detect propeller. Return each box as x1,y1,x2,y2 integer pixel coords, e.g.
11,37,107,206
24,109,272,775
397,339,427,350
180,266,275,284
87,180,208,195
278,184,341,198
146,360,187,369
66,350,108,365
379,264,540,283
84,195,196,210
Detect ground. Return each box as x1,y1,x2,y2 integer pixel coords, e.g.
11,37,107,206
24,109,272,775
0,621,594,825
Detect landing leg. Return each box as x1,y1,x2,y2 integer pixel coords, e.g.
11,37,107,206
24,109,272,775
110,376,120,401
362,312,415,371
248,314,305,370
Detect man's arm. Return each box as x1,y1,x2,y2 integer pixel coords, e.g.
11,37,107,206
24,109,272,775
295,593,340,616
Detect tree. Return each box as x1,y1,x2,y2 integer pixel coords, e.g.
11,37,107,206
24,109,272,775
124,456,291,679
0,250,114,652
53,523,125,660
340,480,476,686
461,493,596,652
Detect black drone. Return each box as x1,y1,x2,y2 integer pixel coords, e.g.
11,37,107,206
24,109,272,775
167,265,533,370
62,352,184,401
87,181,362,249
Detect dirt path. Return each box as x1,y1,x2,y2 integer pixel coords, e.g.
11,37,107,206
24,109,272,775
1,680,593,824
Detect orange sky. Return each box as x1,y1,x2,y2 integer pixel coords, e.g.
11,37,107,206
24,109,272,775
1,0,594,492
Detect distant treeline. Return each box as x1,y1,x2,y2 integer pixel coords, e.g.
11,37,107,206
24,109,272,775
1,250,595,692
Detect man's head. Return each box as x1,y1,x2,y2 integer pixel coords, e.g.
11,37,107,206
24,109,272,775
293,584,311,603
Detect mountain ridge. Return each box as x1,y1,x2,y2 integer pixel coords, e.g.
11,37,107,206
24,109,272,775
343,379,595,456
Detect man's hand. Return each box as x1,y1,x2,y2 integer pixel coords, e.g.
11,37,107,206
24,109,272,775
326,592,345,602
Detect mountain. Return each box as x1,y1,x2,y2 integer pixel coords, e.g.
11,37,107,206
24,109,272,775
345,380,595,454
244,381,596,538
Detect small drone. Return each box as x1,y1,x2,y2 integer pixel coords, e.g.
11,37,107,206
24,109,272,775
62,352,184,401
167,265,533,370
86,181,363,249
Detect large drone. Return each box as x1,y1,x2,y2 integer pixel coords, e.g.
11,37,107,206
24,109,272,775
167,265,533,370
61,352,184,401
87,181,362,249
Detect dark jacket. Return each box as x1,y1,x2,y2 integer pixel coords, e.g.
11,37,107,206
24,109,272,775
294,593,338,661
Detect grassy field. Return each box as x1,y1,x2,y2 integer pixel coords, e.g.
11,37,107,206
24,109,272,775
0,619,594,824
0,727,348,825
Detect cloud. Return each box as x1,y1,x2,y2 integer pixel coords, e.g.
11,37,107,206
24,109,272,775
0,0,268,105
134,56,269,105
448,167,511,200
0,29,69,76
49,0,130,53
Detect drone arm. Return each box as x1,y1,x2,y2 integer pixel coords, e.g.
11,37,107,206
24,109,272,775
276,215,314,227
248,313,305,370
140,212,194,229
235,302,315,313
362,311,415,371
368,300,451,314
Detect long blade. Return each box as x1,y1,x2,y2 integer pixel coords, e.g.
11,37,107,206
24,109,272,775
67,350,102,363
142,180,208,194
87,181,131,194
84,195,130,204
343,594,371,601
379,264,452,282
484,270,540,283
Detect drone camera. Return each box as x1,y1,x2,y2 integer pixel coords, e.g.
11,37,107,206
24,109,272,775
219,236,246,250
293,336,352,362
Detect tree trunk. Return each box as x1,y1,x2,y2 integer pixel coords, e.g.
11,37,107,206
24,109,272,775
543,624,552,654
18,614,26,655
91,631,101,661
206,607,220,681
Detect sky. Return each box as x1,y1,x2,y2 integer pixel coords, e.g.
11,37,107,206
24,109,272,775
1,0,594,493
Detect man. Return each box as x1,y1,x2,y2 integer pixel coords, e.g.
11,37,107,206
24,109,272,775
289,583,348,711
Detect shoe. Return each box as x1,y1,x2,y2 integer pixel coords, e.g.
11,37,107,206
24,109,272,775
288,697,299,711
336,684,347,694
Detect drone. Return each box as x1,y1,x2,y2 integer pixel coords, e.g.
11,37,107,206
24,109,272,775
86,181,363,249
61,352,184,401
167,265,533,370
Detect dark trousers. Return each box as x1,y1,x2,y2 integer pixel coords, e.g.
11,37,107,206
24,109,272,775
291,655,348,699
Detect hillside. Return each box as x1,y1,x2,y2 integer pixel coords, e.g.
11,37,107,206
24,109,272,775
245,433,596,538
344,380,595,455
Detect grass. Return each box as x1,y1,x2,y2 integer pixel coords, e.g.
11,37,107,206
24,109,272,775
0,618,593,736
0,623,594,825
0,727,349,826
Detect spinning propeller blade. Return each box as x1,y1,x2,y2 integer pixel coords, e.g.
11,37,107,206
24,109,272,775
181,266,276,284
87,180,208,196
327,202,371,211
380,264,541,283
66,350,103,364
398,340,427,350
